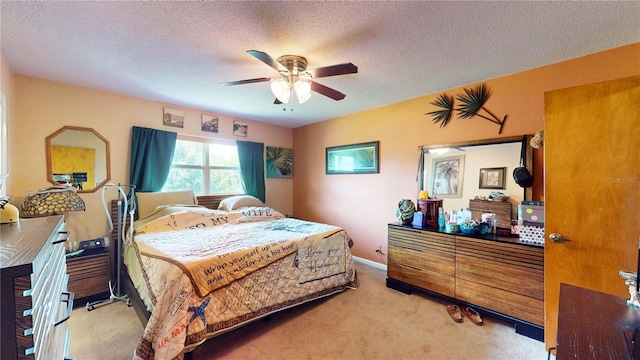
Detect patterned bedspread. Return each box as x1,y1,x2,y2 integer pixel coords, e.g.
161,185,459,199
131,207,358,359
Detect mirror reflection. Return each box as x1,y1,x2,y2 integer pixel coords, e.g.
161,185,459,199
45,126,110,193
420,136,533,215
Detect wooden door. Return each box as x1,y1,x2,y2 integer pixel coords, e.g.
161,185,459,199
544,75,640,348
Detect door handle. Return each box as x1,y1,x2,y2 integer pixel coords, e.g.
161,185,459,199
549,232,570,242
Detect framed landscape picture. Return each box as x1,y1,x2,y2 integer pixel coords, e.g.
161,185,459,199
163,107,184,128
201,114,218,133
233,120,248,137
326,141,379,174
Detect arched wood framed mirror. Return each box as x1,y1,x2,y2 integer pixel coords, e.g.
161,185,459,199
45,126,111,193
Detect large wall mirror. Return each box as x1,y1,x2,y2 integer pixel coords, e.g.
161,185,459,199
420,135,533,216
45,126,111,193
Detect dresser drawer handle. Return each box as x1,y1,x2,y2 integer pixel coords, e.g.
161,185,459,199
53,231,71,245
54,291,75,326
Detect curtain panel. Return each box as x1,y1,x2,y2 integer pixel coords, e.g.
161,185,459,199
236,140,266,202
129,126,177,192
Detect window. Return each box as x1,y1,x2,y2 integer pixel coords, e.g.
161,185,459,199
162,138,243,195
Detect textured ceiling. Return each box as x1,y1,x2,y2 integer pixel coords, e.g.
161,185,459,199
1,2,639,128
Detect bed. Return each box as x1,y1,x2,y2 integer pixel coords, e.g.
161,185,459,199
113,191,358,359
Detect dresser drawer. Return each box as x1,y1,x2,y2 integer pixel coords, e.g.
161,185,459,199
67,250,110,299
456,278,544,326
388,262,455,297
455,235,544,300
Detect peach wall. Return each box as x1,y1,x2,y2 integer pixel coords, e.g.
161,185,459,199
8,76,292,242
0,53,14,103
293,43,640,264
1,53,16,195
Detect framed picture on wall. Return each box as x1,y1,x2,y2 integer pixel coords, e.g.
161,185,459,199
233,120,248,137
430,155,465,198
266,146,293,178
201,114,218,133
479,167,506,189
163,107,184,128
326,141,379,174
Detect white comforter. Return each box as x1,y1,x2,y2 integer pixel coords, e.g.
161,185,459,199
129,207,357,359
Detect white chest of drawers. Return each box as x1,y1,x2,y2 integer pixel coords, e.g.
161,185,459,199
1,216,74,359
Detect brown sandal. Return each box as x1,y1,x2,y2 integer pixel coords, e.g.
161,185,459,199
461,306,483,325
446,304,463,323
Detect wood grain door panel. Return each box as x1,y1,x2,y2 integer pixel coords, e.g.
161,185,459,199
544,75,640,347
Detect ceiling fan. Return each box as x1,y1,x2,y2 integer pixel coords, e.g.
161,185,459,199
220,50,358,104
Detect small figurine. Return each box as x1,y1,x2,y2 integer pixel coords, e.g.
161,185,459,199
619,270,640,307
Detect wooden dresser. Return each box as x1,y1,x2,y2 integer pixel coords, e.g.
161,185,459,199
387,223,544,340
556,284,640,359
0,216,74,359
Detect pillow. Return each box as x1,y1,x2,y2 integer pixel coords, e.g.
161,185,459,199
136,190,198,219
236,206,285,222
134,208,233,235
218,195,265,211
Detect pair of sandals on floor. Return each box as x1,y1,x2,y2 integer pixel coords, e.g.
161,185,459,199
447,304,483,325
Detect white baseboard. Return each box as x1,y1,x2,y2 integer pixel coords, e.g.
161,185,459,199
352,256,387,271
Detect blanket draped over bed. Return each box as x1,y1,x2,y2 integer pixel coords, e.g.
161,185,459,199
130,207,357,360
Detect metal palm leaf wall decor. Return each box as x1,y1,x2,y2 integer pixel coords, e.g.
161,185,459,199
426,84,508,134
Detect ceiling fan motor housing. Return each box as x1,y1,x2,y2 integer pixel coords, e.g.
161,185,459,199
277,55,309,77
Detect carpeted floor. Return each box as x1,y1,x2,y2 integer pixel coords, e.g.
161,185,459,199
68,261,550,360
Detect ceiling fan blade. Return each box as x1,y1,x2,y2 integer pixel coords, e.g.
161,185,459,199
311,81,346,101
220,77,271,86
247,50,287,72
308,63,358,78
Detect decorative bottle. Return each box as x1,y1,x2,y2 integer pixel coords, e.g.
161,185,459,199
438,207,445,229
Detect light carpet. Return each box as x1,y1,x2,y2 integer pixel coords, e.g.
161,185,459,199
68,262,549,359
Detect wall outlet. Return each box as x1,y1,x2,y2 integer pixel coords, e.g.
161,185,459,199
375,245,381,253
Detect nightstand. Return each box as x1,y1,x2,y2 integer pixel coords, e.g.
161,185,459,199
66,247,111,301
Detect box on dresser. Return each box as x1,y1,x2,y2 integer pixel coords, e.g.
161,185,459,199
0,216,74,360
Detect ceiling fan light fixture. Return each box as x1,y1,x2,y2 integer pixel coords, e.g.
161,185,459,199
294,79,312,104
270,78,290,104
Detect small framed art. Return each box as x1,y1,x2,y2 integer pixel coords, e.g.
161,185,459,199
163,107,184,128
201,115,218,133
233,120,248,137
479,167,506,189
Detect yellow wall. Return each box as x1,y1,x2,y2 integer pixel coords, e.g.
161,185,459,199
293,43,640,263
51,146,96,189
7,76,293,242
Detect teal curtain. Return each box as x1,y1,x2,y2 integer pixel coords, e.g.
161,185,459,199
129,126,177,192
236,140,265,202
